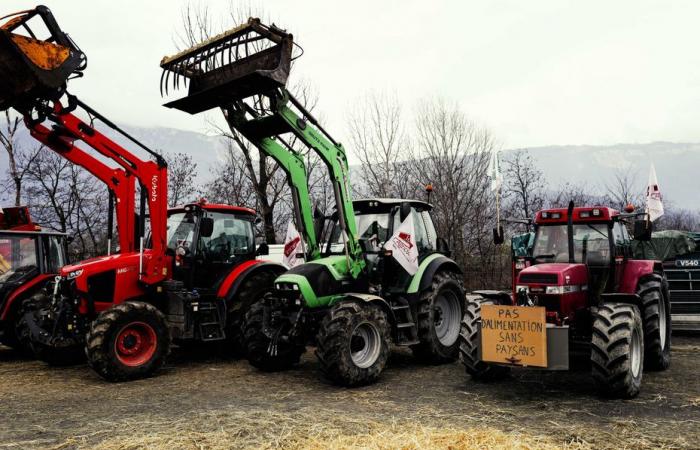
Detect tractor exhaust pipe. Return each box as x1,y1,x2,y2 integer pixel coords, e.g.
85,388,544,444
567,201,575,263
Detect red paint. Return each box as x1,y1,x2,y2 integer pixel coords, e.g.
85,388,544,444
535,206,619,224
114,321,157,367
0,206,38,231
215,260,263,299
619,259,658,294
516,263,588,319
1,273,53,320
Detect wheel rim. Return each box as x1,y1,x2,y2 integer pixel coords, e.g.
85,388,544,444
659,296,668,350
350,321,382,369
114,322,157,367
434,289,462,346
630,325,642,378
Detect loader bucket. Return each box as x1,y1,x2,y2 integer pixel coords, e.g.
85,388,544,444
160,18,293,114
0,6,86,112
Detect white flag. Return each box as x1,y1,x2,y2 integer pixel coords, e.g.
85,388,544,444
645,163,664,222
282,221,303,268
487,150,503,192
384,216,419,275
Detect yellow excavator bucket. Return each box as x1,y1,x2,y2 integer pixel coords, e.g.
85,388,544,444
0,6,85,112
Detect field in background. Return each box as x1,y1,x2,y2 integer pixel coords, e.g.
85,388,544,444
0,337,698,449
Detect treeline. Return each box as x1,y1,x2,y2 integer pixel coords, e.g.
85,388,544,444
3,93,696,289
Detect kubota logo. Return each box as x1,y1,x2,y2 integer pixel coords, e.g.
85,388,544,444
151,175,158,202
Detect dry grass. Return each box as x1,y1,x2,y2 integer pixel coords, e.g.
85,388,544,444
49,410,586,450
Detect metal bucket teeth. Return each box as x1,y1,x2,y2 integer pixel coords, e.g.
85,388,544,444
160,18,294,114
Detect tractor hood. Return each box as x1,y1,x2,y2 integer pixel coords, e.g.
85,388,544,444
59,251,146,280
516,263,588,286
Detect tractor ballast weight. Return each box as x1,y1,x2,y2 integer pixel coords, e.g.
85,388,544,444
0,6,86,111
160,18,293,114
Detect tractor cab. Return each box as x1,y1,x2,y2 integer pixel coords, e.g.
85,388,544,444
166,201,260,289
514,206,644,324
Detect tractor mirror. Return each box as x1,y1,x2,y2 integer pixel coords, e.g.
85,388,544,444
633,219,653,241
199,217,214,238
400,202,412,222
256,242,270,256
493,226,504,245
436,237,451,256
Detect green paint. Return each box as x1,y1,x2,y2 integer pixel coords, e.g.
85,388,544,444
407,253,444,293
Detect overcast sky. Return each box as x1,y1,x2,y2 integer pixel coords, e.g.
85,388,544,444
4,0,700,152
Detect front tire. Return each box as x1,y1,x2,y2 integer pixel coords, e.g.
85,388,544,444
591,303,644,399
86,301,170,382
244,298,305,372
224,270,277,358
316,302,390,387
458,298,510,381
412,271,465,364
637,274,671,371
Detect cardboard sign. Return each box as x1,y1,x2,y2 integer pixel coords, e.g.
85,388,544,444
480,305,547,368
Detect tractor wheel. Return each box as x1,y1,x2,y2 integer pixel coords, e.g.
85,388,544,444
86,301,170,382
637,274,671,371
223,270,277,358
316,302,390,387
412,271,465,363
244,298,305,371
458,298,510,381
591,303,644,399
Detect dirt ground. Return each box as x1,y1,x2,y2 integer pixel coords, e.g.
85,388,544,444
0,335,698,449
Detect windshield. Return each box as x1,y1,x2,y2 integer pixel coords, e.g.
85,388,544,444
0,235,38,281
532,224,610,265
325,211,401,253
167,210,255,258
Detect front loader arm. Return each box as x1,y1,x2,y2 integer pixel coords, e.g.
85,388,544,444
28,122,136,253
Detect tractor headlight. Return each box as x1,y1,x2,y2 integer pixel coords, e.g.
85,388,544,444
515,285,529,293
66,269,83,280
545,285,579,294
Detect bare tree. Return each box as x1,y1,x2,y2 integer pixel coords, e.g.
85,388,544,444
502,150,546,221
163,151,198,207
347,91,412,198
547,181,603,208
0,111,40,205
604,167,644,210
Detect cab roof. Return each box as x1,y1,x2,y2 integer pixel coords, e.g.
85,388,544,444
169,202,256,216
353,198,432,212
535,206,620,224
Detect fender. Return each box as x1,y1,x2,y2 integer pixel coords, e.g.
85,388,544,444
334,292,395,324
0,273,54,320
600,292,642,307
217,260,287,304
619,259,665,294
407,254,462,294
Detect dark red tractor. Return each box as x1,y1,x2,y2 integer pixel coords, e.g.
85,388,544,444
0,6,287,380
0,207,67,354
460,202,671,398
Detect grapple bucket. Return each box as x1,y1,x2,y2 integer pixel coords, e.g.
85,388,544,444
0,6,86,112
160,18,293,114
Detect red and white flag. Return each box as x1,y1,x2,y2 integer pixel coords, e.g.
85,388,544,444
645,163,664,222
384,216,419,275
283,221,303,268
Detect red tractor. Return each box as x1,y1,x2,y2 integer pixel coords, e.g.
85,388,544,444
460,202,671,398
0,206,67,354
0,6,287,380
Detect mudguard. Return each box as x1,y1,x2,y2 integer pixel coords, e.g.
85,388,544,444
336,292,395,324
407,254,462,294
218,260,287,305
0,273,53,321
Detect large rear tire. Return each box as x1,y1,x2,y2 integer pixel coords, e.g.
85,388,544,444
244,298,305,372
458,297,510,381
316,302,390,387
222,270,277,358
86,301,170,382
591,303,644,399
637,274,671,371
411,271,465,364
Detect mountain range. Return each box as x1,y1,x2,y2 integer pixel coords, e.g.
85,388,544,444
1,125,697,210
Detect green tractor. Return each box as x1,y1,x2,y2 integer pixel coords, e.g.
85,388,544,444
160,18,466,386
